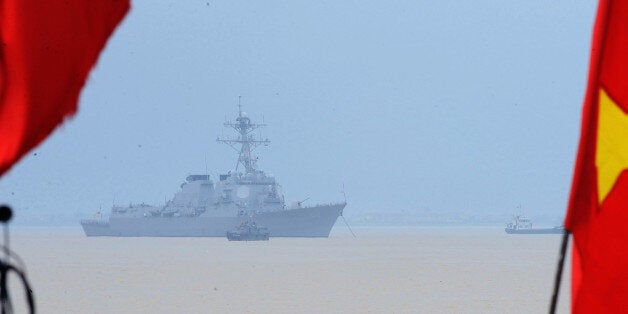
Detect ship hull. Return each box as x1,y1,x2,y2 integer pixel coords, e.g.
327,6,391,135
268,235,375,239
504,227,564,234
81,203,345,237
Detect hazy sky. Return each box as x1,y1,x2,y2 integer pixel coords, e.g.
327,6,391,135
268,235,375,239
0,1,598,223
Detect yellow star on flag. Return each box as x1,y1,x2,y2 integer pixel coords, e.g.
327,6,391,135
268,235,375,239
596,88,628,204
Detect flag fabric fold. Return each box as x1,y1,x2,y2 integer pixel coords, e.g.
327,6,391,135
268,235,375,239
565,0,628,312
0,0,130,176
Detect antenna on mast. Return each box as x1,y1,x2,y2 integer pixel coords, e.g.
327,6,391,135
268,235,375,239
238,95,242,117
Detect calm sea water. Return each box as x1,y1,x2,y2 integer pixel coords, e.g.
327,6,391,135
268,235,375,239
5,226,570,313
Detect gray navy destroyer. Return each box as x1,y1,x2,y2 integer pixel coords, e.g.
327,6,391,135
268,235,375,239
81,105,346,237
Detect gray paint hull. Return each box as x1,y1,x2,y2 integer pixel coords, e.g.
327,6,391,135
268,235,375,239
81,203,345,237
504,227,564,234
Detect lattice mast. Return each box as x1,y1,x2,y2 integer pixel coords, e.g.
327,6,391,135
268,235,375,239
216,98,270,173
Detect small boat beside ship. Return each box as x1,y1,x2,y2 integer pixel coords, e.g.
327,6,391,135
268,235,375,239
226,221,270,241
505,215,564,234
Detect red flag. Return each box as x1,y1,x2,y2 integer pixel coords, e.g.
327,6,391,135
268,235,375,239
0,0,130,176
565,0,628,312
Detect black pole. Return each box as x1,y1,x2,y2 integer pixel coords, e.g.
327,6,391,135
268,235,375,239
549,230,571,314
0,261,12,314
0,206,12,314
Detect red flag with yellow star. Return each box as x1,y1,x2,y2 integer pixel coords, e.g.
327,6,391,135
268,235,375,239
0,0,129,177
565,0,628,311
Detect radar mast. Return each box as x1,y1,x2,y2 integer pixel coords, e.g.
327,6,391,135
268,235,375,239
216,97,270,173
